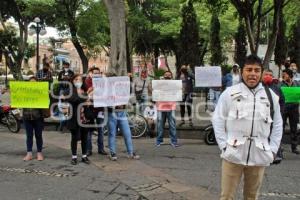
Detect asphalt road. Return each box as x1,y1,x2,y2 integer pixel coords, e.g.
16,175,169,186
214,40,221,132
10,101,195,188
1,126,300,200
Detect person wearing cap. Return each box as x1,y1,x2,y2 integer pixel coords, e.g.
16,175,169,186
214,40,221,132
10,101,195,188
212,55,283,199
281,68,300,154
231,64,241,86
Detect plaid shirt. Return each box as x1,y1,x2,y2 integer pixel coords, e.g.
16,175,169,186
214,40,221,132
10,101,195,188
36,70,53,83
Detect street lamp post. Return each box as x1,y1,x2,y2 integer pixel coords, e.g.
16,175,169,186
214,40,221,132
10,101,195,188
29,17,47,72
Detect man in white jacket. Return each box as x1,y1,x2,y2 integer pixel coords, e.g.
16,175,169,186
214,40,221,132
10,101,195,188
212,55,283,200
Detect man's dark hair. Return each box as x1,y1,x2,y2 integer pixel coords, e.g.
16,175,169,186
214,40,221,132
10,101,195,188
163,70,173,76
263,69,273,73
88,66,100,74
63,61,70,66
242,54,263,69
283,69,294,78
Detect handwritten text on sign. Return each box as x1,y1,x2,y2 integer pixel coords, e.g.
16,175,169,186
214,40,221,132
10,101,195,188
152,80,182,101
195,66,222,87
10,81,49,108
92,76,130,107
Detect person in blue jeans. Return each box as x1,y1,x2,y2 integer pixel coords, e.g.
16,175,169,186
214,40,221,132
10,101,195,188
156,109,178,147
87,116,107,156
155,71,179,147
107,108,140,161
23,76,45,161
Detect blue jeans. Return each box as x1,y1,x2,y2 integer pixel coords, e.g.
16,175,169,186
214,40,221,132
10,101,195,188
24,118,44,152
137,95,148,114
156,111,177,144
108,111,134,155
87,118,105,152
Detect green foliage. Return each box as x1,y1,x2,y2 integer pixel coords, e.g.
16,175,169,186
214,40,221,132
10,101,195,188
234,19,247,67
210,13,224,65
77,1,110,50
288,18,300,68
284,0,300,36
149,68,166,80
0,25,18,51
178,0,201,69
127,0,184,56
274,9,288,66
24,43,36,60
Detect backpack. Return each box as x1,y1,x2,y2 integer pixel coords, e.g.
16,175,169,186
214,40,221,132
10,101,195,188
264,86,283,164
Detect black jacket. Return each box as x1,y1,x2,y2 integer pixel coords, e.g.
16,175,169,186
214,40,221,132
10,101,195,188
23,108,43,120
66,87,87,130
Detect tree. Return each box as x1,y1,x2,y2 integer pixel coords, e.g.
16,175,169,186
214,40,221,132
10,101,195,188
178,0,201,70
230,0,288,68
48,0,89,73
288,18,300,70
274,4,288,77
0,0,54,79
234,19,247,67
127,0,183,69
77,1,110,57
104,0,127,75
205,0,228,66
0,0,29,79
210,12,225,66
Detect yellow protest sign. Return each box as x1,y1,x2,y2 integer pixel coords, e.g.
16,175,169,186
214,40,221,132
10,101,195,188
10,81,49,108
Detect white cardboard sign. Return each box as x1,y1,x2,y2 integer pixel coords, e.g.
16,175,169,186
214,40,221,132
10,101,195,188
195,66,222,87
92,76,130,107
152,80,182,101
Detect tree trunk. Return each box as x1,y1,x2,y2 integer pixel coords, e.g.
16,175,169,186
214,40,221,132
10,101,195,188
69,25,89,73
244,15,256,54
263,0,283,68
104,0,127,76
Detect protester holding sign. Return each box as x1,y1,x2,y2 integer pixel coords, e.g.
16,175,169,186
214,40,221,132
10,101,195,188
155,71,180,148
85,67,107,156
64,74,90,165
22,76,45,161
101,73,140,161
281,69,300,154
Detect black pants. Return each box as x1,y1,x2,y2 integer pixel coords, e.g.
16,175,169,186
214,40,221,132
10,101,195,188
70,127,88,156
180,93,193,119
283,109,299,150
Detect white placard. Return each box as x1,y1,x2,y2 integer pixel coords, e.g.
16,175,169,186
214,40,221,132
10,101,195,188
152,80,182,101
92,76,130,107
195,66,222,87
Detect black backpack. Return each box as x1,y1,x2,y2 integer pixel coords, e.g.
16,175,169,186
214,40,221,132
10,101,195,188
264,86,283,164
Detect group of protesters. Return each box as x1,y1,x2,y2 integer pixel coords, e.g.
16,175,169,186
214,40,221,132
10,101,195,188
3,55,300,200
19,61,190,165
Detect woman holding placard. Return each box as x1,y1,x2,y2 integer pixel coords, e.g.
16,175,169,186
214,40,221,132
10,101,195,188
23,76,45,161
64,74,90,165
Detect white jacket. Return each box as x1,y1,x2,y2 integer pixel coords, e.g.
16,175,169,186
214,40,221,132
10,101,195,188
212,82,283,166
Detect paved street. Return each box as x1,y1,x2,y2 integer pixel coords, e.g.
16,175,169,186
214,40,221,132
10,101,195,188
0,125,300,200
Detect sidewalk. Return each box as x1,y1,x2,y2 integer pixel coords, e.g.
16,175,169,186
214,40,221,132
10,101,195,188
0,128,218,200
2,127,300,200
